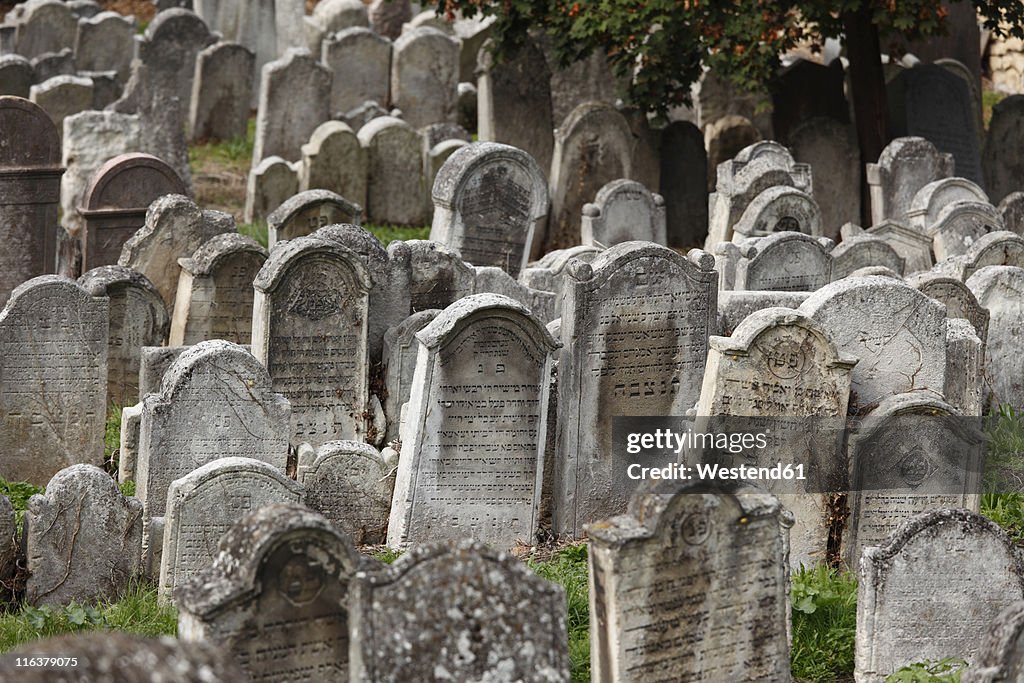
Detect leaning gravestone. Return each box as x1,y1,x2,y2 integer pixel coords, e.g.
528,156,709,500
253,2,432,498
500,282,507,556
299,120,367,210
856,509,1024,682
555,243,717,537
388,294,558,550
252,48,332,164
24,464,142,606
0,276,107,486
358,116,426,225
967,265,1024,407
588,479,792,682
382,309,440,443
0,96,62,306
581,179,666,248
867,136,954,225
390,26,459,129
74,11,135,83
78,265,170,407
170,233,267,345
322,27,391,117
177,503,360,682
160,457,302,601
429,142,548,277
350,539,569,682
189,41,255,142
298,441,393,545
266,188,362,248
80,153,188,270
252,236,372,447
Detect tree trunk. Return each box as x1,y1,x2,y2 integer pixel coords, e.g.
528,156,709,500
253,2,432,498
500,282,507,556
843,5,889,226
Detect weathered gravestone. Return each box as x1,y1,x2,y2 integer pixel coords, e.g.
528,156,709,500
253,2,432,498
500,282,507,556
731,185,823,241
771,58,849,146
555,243,717,537
178,503,360,681
305,0,369,51
789,117,860,241
253,236,372,447
118,194,236,314
189,41,255,142
358,116,426,225
588,480,792,682
581,179,666,248
726,232,833,292
30,48,75,85
160,457,302,601
74,11,135,83
300,120,367,210
298,440,394,545
943,316,986,418
390,27,459,129
0,96,62,305
135,341,290,554
350,539,569,682
829,234,905,280
78,265,170,407
518,244,604,301
170,233,267,345
965,602,1024,683
322,27,391,118
396,239,474,312
244,155,300,223
252,48,332,165
1000,191,1024,237
967,265,1024,407
694,309,855,568
29,75,93,138
933,230,1024,281
388,294,558,550
659,120,708,249
703,114,762,191
381,308,440,441
797,276,946,411
906,176,988,228
0,277,107,486
10,0,77,59
856,219,934,274
867,137,954,226
856,509,1024,682
425,138,468,194
927,200,1003,261
80,153,187,270
0,496,15,591
429,142,548,277
844,392,983,568
908,272,990,346
24,464,142,606
267,189,363,248
0,55,34,97
473,266,557,323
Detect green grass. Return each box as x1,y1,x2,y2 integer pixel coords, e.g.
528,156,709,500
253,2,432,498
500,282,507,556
188,118,256,168
983,90,1007,130
885,658,967,682
363,223,431,246
0,480,42,533
104,403,122,475
983,405,1024,492
529,544,590,683
790,564,858,682
239,221,269,249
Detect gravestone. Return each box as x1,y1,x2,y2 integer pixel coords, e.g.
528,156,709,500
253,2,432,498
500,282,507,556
928,200,1003,261
170,233,268,345
544,102,634,254
244,155,299,223
967,265,1024,407
138,345,188,399
659,120,708,249
135,341,290,551
24,464,142,606
252,236,372,447
704,114,762,190
30,48,75,84
300,120,367,211
789,117,860,241
862,219,934,274
399,239,476,312
1000,191,1024,236
78,265,170,407
74,11,135,83
518,244,605,301
382,309,440,443
298,440,393,545
12,0,76,59
771,58,849,145
473,266,558,323
798,276,946,411
830,234,905,280
0,496,15,589
0,277,107,486
358,116,426,225
305,0,368,52
943,317,985,418
983,95,1024,205
476,36,554,173
350,540,569,682
906,176,989,230
266,189,363,248
966,602,1024,683
322,27,390,118
731,232,833,291
936,230,1024,281
0,96,62,305
731,185,822,240
160,457,302,600
177,503,360,683
425,139,469,193
388,294,558,550
581,179,666,248
368,0,411,39
189,42,255,142
867,137,954,225
80,153,187,270
0,55,33,97
555,243,718,537
430,142,548,277
908,272,990,346
856,509,1024,682
82,69,121,110
29,75,93,139
390,27,459,129
588,480,792,682
844,393,984,567
695,69,773,138
118,194,236,314
252,48,332,164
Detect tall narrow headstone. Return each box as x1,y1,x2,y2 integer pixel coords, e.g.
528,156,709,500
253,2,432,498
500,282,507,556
659,121,708,249
581,179,666,248
243,155,300,223
382,309,440,443
790,117,860,241
299,120,367,211
358,116,426,225
390,26,459,129
867,136,954,225
74,11,135,83
967,265,1024,407
322,27,391,117
252,48,332,164
188,41,255,142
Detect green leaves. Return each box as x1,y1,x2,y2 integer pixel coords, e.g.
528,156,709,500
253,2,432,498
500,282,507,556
886,657,967,683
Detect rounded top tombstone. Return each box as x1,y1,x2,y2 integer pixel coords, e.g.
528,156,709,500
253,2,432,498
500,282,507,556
0,96,60,168
83,153,187,211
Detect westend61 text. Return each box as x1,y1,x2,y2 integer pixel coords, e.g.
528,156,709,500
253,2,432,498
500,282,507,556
627,462,807,481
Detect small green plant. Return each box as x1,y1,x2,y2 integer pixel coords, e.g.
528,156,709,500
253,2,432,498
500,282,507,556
981,492,1024,542
119,480,136,498
104,403,122,476
239,221,269,249
363,224,431,246
790,564,858,681
529,544,589,683
886,657,967,682
0,480,43,533
371,547,402,564
984,404,1024,492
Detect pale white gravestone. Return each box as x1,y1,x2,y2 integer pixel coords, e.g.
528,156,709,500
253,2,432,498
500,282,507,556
243,155,299,223
731,185,823,241
844,392,984,567
252,236,372,447
908,272,990,346
251,48,332,165
74,11,135,83
581,179,666,248
177,503,360,683
588,480,793,682
170,233,268,346
299,120,367,210
790,116,860,241
933,230,1024,281
189,42,255,143
358,115,427,225
726,232,833,292
78,265,170,407
830,234,905,280
926,200,1003,261
0,276,108,486
696,308,855,568
350,540,569,682
860,219,934,274
967,265,1024,407
555,242,718,537
518,244,604,301
322,27,391,117
298,440,393,545
906,176,988,230
266,188,362,248
389,26,459,129
473,266,557,323
867,137,954,226
965,602,1024,683
798,276,946,412
943,317,985,418
388,293,559,550
159,457,302,601
135,341,290,554
718,290,813,333
999,191,1024,236
304,0,368,54
704,114,762,191
382,309,440,443
24,464,142,606
430,142,548,277
856,509,1024,682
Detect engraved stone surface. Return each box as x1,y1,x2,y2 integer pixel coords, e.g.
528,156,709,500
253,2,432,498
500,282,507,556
830,234,905,280
867,137,954,225
906,177,988,230
323,27,390,118
358,115,426,226
731,232,833,292
965,601,1024,683
299,120,367,212
581,178,666,248
252,48,332,165
926,200,1003,261
789,116,860,242
0,496,15,587
390,27,459,129
267,189,363,248
966,265,1024,407
382,309,440,443
908,272,990,346
865,219,934,274
399,239,476,312
75,11,136,83
732,185,823,240
189,41,255,143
